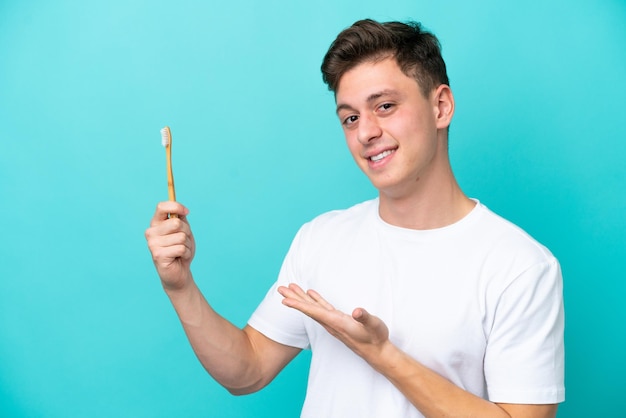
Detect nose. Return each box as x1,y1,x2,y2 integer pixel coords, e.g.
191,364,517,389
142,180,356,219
356,114,382,144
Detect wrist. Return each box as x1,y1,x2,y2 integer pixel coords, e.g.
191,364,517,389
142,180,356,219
162,270,195,295
367,340,404,375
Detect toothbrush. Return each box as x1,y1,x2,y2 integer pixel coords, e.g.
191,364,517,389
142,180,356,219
160,126,178,219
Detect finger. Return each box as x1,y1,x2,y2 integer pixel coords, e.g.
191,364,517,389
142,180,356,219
277,285,291,298
149,230,190,249
146,223,194,264
147,227,192,250
152,243,192,263
307,289,335,310
150,202,190,226
289,283,311,299
278,287,309,311
146,217,192,241
278,283,309,303
279,286,322,315
285,283,317,303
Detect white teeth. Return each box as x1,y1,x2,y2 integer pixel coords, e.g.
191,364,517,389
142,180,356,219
370,150,394,162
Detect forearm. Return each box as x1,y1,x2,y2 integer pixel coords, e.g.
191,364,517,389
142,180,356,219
371,342,511,418
147,203,286,393
164,275,263,393
369,343,557,418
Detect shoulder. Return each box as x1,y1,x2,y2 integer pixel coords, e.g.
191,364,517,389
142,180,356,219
471,202,560,289
287,199,377,257
300,198,378,236
474,202,555,261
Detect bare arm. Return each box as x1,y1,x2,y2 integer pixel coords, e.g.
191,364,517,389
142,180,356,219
279,283,557,418
374,341,557,418
145,202,300,394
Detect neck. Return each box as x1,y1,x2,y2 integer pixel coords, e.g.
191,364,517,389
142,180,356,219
378,163,475,230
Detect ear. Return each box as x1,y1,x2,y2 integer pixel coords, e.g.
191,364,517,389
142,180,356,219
433,84,454,130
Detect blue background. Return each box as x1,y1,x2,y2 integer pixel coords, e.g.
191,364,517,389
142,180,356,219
1,0,625,416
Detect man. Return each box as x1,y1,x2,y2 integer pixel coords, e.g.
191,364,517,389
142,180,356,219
145,19,564,418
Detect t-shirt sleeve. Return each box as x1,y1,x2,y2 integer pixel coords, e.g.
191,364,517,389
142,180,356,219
247,227,310,349
484,257,565,404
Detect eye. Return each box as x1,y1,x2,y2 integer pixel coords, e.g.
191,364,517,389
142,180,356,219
377,102,395,113
342,114,359,127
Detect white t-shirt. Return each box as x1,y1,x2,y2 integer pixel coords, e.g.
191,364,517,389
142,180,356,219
248,199,565,417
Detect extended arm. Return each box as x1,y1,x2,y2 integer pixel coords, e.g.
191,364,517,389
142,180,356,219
146,202,300,394
278,283,557,418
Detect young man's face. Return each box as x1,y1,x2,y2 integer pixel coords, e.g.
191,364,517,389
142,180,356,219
335,57,452,199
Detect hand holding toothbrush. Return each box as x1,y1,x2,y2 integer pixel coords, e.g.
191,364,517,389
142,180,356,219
146,126,196,291
145,201,195,292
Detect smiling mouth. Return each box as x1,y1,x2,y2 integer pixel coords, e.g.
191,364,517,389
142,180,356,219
369,149,395,162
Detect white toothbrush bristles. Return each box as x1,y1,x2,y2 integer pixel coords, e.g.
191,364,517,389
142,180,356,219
161,127,171,147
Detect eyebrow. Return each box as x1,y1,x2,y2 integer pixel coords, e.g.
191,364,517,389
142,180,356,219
335,89,401,114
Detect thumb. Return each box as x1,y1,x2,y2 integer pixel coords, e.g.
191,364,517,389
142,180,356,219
352,307,390,343
352,307,370,324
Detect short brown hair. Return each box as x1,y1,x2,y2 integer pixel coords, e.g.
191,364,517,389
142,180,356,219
321,19,449,97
